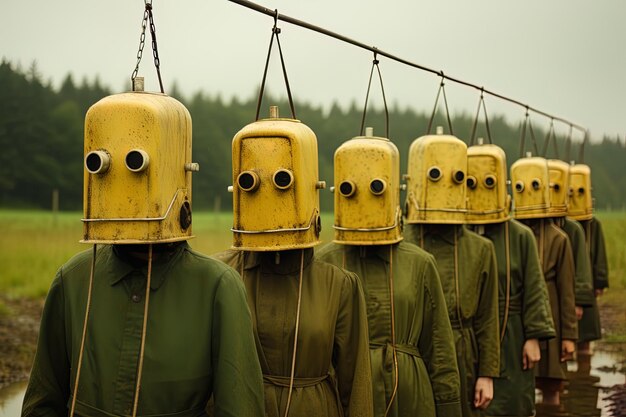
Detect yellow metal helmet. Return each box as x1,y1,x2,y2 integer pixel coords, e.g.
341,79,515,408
405,127,467,224
466,141,511,224
230,106,324,251
82,90,196,244
568,163,593,220
547,159,570,217
510,154,550,219
332,127,403,245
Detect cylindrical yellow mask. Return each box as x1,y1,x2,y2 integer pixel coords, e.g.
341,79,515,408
333,128,403,245
405,128,467,224
230,107,324,251
510,155,550,219
547,159,570,217
568,163,593,220
466,143,510,224
82,91,196,244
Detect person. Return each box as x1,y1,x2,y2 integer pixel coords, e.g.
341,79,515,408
466,141,555,417
547,160,595,325
510,154,577,406
317,128,462,417
568,163,609,354
403,128,500,417
212,106,373,417
22,89,264,417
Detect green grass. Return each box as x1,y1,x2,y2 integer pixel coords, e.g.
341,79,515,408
0,209,622,298
0,209,336,298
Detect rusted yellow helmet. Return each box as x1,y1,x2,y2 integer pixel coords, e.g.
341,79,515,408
405,127,467,224
466,141,510,224
332,127,403,245
510,154,550,219
547,159,570,217
82,90,197,244
568,163,593,220
230,106,324,251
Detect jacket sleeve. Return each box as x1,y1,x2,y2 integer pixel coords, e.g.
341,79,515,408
418,258,462,417
592,218,609,290
211,269,265,417
557,235,578,341
333,271,374,417
22,272,71,416
474,242,501,377
570,222,595,307
520,228,556,341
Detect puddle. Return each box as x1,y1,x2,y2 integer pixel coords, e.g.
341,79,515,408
0,381,26,417
537,348,626,417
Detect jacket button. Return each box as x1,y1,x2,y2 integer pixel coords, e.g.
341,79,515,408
131,294,142,303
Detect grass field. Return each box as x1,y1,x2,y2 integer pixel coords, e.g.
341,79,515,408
0,209,624,299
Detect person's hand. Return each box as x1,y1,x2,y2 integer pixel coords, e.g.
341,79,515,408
576,306,584,320
595,288,604,297
474,377,493,410
522,338,541,370
561,340,575,362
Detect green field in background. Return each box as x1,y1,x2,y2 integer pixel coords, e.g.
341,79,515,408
0,209,624,299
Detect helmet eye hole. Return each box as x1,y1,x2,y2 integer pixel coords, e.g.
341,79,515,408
126,149,149,172
554,183,561,192
578,187,585,194
427,167,442,182
531,179,541,190
273,169,294,190
85,150,111,174
453,170,465,184
515,181,525,192
484,175,496,189
467,176,477,189
370,179,386,195
339,181,356,197
237,171,259,192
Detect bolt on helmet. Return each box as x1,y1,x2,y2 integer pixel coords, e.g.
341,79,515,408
82,90,197,244
405,127,467,224
547,159,570,217
466,140,510,224
332,127,402,245
230,106,325,251
568,163,593,220
510,154,550,219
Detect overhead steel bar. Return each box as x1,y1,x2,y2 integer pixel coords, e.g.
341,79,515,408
227,0,588,134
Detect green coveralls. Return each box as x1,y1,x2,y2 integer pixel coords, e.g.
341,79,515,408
317,241,462,417
22,242,265,417
404,225,500,417
471,220,556,417
521,219,577,381
577,217,609,342
560,217,595,309
212,248,374,417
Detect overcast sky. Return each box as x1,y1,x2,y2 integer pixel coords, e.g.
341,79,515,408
2,0,624,143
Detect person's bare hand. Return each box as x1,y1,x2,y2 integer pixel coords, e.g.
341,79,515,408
576,306,584,320
522,338,541,370
474,377,493,410
561,340,575,362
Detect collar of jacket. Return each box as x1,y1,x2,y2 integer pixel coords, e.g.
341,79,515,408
242,248,315,275
420,224,464,245
343,243,397,263
104,242,187,289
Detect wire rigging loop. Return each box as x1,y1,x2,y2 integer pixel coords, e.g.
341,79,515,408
541,119,559,159
469,88,493,146
130,0,165,93
578,130,589,163
359,51,390,138
426,73,454,136
255,10,296,121
518,108,539,158
565,124,573,162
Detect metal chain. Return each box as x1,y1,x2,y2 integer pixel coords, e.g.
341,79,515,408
130,0,164,93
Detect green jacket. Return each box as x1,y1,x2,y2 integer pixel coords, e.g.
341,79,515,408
577,216,609,342
521,219,577,380
212,248,374,417
472,220,555,417
560,218,595,307
22,242,264,417
404,224,500,417
317,241,462,417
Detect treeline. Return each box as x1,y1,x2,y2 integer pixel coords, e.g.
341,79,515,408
1,59,625,212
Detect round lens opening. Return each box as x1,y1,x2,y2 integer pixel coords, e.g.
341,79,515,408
339,181,355,197
467,176,477,189
484,175,496,188
531,179,541,190
370,179,386,195
85,150,110,174
126,149,149,172
453,170,465,184
578,187,585,194
428,167,442,182
554,183,561,192
515,181,525,192
273,169,294,189
237,171,259,192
